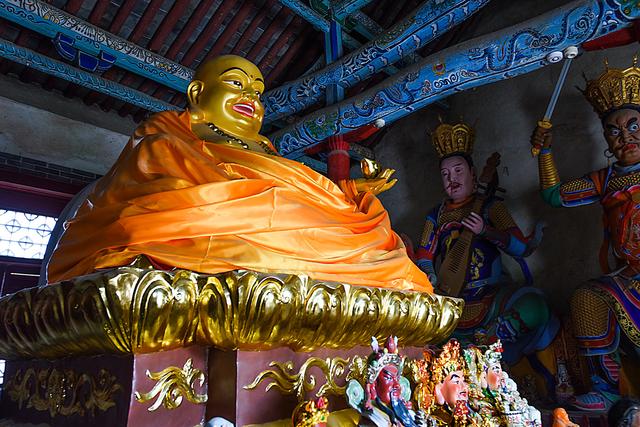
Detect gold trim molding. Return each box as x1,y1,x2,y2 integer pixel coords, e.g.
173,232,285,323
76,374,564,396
134,358,208,411
243,355,376,402
0,268,463,359
243,356,352,401
5,367,121,417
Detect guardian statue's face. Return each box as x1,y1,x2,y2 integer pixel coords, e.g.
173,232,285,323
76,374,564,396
603,108,640,166
374,365,402,406
440,155,475,202
187,55,265,140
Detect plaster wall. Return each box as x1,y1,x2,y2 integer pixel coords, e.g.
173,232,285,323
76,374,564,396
376,43,638,310
0,74,134,175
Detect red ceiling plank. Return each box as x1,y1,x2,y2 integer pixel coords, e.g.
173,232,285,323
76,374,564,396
203,0,257,60
148,0,192,52
258,16,302,71
281,37,322,84
109,0,138,35
146,0,220,100
268,27,316,85
88,0,112,27
64,0,86,15
231,0,275,55
135,80,156,96
260,33,295,79
164,0,218,59
128,0,165,45
0,17,17,39
181,1,237,66
247,5,287,62
169,91,182,105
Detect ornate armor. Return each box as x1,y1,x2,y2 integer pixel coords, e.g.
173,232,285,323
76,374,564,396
417,191,556,365
541,161,640,356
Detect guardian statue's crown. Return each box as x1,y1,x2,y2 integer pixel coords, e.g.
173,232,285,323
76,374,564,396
431,122,475,159
583,59,640,117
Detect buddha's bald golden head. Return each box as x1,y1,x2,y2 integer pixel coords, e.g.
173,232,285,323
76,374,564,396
187,55,265,140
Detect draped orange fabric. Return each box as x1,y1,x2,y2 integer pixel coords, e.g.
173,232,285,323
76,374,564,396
48,111,431,292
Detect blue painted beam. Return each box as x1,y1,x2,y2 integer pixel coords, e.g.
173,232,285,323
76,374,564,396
347,11,383,39
0,0,192,91
334,0,375,19
263,0,490,123
325,20,345,105
297,155,328,174
0,38,178,112
280,0,331,31
347,11,421,65
272,0,640,157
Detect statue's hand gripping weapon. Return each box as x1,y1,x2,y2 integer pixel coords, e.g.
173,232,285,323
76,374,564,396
531,46,579,156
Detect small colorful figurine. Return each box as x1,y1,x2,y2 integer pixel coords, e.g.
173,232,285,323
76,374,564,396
347,336,428,427
413,339,473,426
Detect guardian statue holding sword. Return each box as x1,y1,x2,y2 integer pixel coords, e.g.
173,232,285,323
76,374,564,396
530,47,640,411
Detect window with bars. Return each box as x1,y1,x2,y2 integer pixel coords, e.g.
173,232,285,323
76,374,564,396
0,209,57,259
0,209,57,388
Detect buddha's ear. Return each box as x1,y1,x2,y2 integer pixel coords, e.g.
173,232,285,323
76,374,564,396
187,80,205,106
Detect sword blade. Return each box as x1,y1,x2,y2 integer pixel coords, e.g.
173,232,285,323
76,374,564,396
544,57,573,121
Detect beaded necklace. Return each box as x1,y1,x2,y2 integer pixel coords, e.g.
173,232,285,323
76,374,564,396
207,123,277,155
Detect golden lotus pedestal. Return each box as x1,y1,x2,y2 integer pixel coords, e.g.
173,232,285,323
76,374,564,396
0,267,463,426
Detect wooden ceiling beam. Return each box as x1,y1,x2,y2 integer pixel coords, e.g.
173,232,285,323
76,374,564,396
148,0,192,53
204,0,257,60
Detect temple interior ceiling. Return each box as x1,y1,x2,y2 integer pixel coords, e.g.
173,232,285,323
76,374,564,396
0,0,469,123
0,0,632,166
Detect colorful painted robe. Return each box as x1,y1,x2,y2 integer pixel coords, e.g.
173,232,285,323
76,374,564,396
416,195,557,364
543,162,640,356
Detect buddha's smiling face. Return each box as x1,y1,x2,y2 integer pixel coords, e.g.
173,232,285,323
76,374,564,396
187,55,265,140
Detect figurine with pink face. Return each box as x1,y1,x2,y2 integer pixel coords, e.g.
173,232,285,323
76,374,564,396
462,344,503,426
412,339,473,426
346,336,428,427
416,121,556,377
482,342,506,392
479,342,541,427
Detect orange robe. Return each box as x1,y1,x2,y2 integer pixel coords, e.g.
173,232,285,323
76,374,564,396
48,111,431,292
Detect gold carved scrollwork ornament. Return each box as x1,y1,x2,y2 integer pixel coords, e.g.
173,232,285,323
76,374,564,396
0,268,462,358
6,367,121,417
244,356,352,401
135,358,208,411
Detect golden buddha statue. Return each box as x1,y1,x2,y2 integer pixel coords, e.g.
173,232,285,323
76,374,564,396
186,55,277,154
47,55,430,292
